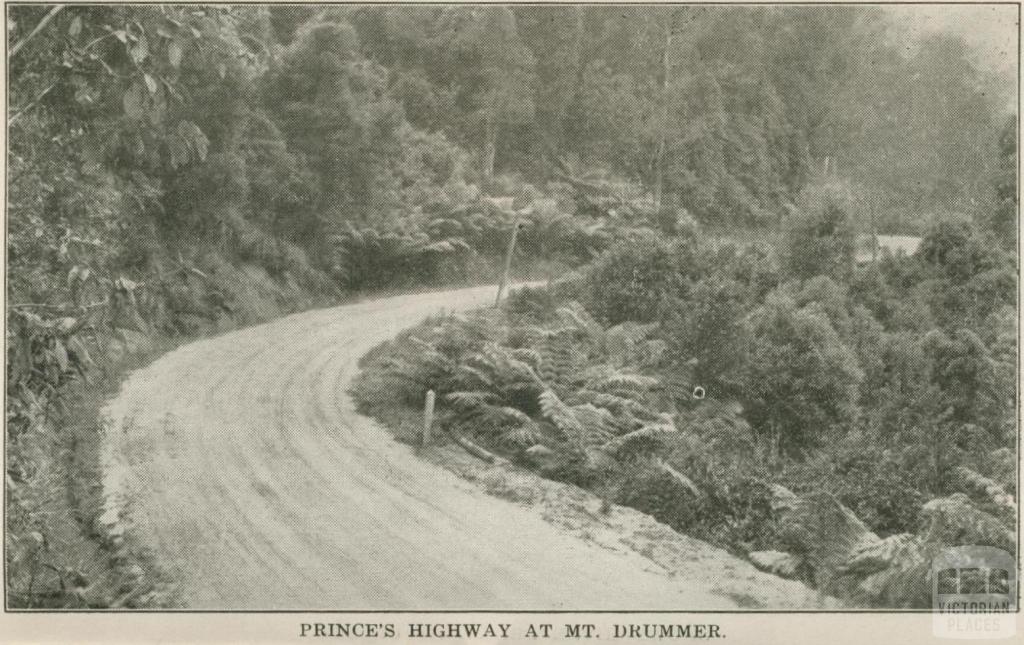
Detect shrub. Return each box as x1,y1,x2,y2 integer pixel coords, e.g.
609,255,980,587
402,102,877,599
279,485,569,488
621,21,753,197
784,185,856,281
739,294,863,457
660,275,749,397
581,231,692,325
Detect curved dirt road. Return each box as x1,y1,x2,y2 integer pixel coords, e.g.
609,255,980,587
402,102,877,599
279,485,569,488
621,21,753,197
102,285,744,609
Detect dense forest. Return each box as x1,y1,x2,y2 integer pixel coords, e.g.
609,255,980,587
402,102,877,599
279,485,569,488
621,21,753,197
6,5,1017,608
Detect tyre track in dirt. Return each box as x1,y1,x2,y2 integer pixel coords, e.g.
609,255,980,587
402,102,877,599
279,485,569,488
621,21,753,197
102,285,745,609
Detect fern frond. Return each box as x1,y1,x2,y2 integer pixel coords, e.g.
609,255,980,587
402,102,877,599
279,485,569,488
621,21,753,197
554,305,603,341
840,533,918,577
479,405,533,427
591,370,660,391
601,421,676,455
852,536,933,608
500,423,543,448
446,390,496,408
653,458,701,497
380,358,423,378
454,364,495,388
569,403,615,443
509,348,543,369
539,389,585,445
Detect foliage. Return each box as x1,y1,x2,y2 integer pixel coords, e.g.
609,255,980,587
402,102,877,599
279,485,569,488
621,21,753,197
740,294,863,456
7,4,1017,609
989,114,1017,244
916,220,1017,329
784,184,857,281
581,232,692,325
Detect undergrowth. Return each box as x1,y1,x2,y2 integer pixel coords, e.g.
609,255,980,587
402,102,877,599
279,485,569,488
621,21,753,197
353,214,1016,608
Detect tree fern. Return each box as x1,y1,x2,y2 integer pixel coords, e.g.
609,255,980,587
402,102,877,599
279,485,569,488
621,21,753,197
766,487,1016,607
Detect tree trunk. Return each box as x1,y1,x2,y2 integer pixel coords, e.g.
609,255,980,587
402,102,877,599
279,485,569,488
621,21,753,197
483,107,497,182
653,30,672,211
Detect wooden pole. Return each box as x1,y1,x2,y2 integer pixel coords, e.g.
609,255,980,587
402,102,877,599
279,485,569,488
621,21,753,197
422,390,435,447
495,217,521,306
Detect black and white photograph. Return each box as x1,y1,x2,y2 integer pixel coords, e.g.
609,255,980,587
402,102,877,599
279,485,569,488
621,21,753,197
3,0,1020,631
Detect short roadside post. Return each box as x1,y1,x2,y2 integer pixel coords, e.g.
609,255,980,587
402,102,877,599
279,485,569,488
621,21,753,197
422,389,436,447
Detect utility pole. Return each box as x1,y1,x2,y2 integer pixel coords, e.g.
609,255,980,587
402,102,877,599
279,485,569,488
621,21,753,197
495,216,524,306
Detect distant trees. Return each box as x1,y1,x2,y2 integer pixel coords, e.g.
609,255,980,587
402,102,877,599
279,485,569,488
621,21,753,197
828,30,1003,230
990,114,1018,245
266,19,404,225
433,7,536,181
259,5,1014,232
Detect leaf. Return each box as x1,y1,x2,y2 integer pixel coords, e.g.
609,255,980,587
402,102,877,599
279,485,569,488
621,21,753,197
129,34,149,64
167,40,183,68
53,339,69,371
67,337,92,369
217,62,226,79
112,30,128,43
173,121,209,164
115,276,139,292
122,82,146,119
167,135,188,169
192,130,208,162
147,87,166,126
143,73,157,94
68,16,82,38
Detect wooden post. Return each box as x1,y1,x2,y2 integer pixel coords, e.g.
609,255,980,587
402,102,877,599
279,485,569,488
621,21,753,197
495,217,521,306
422,390,435,446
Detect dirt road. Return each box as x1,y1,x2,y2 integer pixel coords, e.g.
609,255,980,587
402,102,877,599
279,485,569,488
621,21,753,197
101,285,777,609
